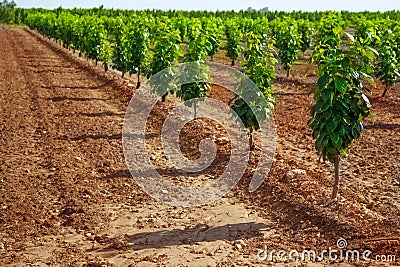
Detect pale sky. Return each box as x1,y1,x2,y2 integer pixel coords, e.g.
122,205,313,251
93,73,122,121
14,0,400,12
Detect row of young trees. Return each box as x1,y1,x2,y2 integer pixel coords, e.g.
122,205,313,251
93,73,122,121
22,10,400,199
22,10,400,86
5,6,400,22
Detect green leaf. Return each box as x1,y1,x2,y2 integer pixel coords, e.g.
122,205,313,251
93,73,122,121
366,46,378,57
330,132,340,144
342,58,350,69
323,109,332,120
307,117,314,127
327,147,337,155
342,117,351,125
326,120,337,132
333,113,341,125
339,98,349,109
320,100,331,113
369,113,375,125
361,72,376,87
335,137,343,149
356,121,364,132
334,77,347,94
365,50,375,60
312,129,319,139
352,128,361,139
317,75,330,88
338,126,347,136
321,90,332,102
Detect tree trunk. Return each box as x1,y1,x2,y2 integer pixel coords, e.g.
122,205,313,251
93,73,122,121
382,84,389,97
161,94,166,102
104,64,108,73
287,69,290,78
136,68,141,89
122,71,125,79
193,99,197,120
95,59,98,66
249,128,253,148
231,59,235,67
331,153,340,199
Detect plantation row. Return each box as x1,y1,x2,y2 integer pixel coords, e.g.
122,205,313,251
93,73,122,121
20,12,400,88
2,6,400,24
2,7,400,198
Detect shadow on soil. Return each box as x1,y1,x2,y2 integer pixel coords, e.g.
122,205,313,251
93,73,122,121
80,111,125,117
58,133,122,141
236,174,374,248
92,222,270,252
42,81,115,90
365,122,400,130
47,96,110,102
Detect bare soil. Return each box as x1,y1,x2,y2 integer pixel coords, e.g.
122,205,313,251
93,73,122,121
0,26,399,266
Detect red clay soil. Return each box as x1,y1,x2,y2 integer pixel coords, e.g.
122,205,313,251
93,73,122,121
0,26,399,266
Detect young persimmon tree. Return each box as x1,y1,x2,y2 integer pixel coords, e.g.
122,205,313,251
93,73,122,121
177,21,211,119
309,31,377,199
147,22,181,102
202,17,223,61
98,36,113,72
375,32,400,97
126,17,152,88
225,21,242,66
298,19,314,55
274,18,301,77
231,32,276,147
111,18,131,78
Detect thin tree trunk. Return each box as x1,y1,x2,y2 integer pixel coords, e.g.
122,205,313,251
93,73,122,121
331,153,340,199
136,68,141,89
287,69,290,78
193,99,197,120
95,59,98,66
122,71,125,79
104,64,108,73
382,84,389,97
231,59,235,66
249,128,253,148
161,94,166,102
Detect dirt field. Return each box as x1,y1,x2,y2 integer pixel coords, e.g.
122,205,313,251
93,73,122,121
0,26,399,266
